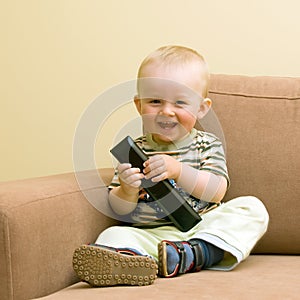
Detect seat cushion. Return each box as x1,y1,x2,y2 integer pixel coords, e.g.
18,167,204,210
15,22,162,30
33,255,300,300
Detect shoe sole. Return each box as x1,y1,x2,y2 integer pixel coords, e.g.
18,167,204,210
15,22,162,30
157,241,168,277
73,245,158,286
158,241,179,278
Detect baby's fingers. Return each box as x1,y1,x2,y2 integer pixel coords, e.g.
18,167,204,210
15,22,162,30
117,163,132,173
149,172,168,182
118,164,144,187
121,171,144,188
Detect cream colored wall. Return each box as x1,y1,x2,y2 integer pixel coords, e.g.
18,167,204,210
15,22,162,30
1,0,300,181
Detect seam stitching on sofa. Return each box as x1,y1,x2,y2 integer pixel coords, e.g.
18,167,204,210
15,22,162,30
209,90,300,100
0,214,14,299
4,186,107,212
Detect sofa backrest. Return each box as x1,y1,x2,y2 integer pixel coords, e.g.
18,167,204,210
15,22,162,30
200,74,300,254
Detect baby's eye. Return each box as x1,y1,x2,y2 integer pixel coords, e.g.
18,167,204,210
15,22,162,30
150,99,162,104
175,100,187,106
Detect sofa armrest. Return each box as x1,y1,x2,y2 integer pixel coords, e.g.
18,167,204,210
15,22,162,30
0,169,119,300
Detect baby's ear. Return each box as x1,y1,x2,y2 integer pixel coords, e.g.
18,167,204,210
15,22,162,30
197,98,212,119
134,95,142,115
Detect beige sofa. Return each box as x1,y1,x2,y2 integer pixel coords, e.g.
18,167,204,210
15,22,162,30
1,74,299,300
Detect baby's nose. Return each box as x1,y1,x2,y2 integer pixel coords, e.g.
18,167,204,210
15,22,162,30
160,102,175,116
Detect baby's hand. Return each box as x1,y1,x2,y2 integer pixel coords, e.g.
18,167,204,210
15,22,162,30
143,155,181,182
117,163,144,190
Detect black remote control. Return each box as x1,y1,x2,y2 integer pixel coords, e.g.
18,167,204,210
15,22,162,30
110,136,202,232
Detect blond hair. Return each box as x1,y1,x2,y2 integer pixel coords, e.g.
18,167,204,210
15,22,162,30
137,45,210,97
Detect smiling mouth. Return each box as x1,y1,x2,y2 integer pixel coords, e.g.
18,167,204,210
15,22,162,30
157,121,177,129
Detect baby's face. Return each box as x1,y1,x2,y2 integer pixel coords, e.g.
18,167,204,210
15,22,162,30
135,62,209,145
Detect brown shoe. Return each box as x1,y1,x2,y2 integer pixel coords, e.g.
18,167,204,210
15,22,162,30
73,244,158,287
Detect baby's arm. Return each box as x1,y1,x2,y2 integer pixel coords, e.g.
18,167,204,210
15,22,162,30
143,155,227,203
108,163,144,215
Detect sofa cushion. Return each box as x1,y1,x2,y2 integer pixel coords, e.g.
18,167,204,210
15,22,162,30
202,74,300,254
32,255,300,300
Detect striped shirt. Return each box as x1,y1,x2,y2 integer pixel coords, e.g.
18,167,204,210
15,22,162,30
109,128,229,227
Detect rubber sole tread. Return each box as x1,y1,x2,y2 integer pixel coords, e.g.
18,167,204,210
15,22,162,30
73,245,158,287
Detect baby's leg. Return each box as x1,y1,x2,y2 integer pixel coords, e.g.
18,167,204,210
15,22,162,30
186,196,269,270
96,225,188,259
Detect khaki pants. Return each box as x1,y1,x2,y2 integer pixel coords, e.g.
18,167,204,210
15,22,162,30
96,196,269,270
